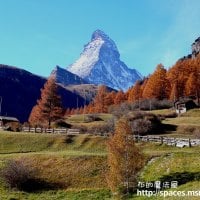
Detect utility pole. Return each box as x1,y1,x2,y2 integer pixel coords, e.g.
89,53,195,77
76,97,79,109
138,98,141,110
0,96,2,116
149,99,152,111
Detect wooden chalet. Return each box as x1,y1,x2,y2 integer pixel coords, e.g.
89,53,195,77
174,99,197,114
0,116,19,127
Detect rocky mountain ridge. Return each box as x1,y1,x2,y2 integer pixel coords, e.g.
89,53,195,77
192,37,200,57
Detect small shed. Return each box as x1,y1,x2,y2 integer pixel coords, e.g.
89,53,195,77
0,116,19,127
174,99,197,114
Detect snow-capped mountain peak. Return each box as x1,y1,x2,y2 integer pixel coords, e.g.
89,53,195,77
91,29,109,40
67,30,141,91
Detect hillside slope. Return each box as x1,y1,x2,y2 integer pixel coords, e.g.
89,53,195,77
0,64,85,122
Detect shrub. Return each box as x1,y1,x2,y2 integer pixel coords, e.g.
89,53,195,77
87,118,116,135
130,118,152,135
84,114,103,123
129,112,162,135
53,120,72,128
1,159,35,191
1,159,63,192
4,122,22,132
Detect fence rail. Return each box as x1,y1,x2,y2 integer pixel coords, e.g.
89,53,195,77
22,127,79,134
132,135,200,147
21,127,200,147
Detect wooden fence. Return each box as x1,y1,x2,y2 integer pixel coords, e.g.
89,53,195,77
132,135,200,147
22,127,80,135
21,127,200,147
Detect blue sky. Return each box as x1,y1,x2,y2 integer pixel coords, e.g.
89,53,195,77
0,0,200,77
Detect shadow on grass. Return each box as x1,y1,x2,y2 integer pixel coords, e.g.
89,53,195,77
64,135,76,144
161,124,177,132
149,123,177,135
160,171,200,186
19,178,67,193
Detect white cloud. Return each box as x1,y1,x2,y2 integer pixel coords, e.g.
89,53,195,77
158,0,200,67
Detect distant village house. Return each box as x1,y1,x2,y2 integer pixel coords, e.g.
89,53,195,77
0,116,19,127
174,99,197,114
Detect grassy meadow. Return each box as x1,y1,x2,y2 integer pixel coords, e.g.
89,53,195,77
0,109,200,199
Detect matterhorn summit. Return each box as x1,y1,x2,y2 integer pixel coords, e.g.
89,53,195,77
67,30,141,91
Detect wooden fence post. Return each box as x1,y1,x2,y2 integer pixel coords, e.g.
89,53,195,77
189,138,191,148
161,136,163,145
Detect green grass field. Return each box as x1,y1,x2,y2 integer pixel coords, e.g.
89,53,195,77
0,109,200,199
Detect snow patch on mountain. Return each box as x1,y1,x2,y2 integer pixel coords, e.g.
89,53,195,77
68,38,104,77
67,30,142,91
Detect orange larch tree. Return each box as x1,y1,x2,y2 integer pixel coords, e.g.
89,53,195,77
93,85,109,113
105,91,116,106
107,117,144,195
142,64,170,100
185,73,198,97
29,77,63,127
127,80,142,102
114,90,126,105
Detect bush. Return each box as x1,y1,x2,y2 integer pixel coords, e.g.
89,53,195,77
4,122,22,132
1,159,35,191
130,118,152,135
84,114,103,123
87,118,116,135
129,112,162,135
1,159,63,192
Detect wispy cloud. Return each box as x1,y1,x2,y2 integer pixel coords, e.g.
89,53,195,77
158,0,200,67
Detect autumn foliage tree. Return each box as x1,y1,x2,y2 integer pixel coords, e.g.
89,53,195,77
92,85,109,113
167,55,200,103
107,117,144,196
142,64,170,100
29,77,63,127
185,73,198,96
127,80,142,102
114,90,126,105
167,60,189,100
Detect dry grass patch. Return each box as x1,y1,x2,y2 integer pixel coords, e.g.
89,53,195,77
19,155,108,189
